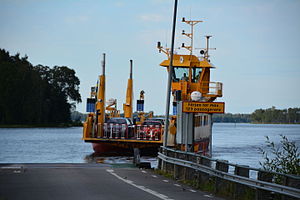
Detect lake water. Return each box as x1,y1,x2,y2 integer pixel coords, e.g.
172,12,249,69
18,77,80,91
212,123,300,168
0,123,299,168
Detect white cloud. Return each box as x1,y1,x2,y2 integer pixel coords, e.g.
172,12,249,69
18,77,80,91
64,15,89,24
139,14,166,22
114,1,124,7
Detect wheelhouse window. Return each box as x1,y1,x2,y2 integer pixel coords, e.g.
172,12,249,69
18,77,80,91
173,67,189,82
192,68,202,82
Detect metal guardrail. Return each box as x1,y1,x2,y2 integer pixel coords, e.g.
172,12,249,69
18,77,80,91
160,146,300,180
158,147,300,199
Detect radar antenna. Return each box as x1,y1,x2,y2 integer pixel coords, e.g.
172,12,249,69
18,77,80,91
198,35,216,60
181,17,203,55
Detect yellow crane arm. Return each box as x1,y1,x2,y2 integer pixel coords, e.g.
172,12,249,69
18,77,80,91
123,60,133,119
95,54,106,137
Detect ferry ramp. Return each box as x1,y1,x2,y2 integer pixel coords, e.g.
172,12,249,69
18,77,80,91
0,163,224,200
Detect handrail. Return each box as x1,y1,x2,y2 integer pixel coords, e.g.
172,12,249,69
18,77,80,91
160,146,300,180
199,81,222,96
158,147,300,198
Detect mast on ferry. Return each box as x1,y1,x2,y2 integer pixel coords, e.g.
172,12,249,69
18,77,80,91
123,60,133,120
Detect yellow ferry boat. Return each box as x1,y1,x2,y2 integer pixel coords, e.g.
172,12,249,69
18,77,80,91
82,17,224,157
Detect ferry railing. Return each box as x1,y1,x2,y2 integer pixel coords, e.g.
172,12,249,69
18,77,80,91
100,123,163,141
136,125,163,141
158,146,300,199
103,123,129,139
200,81,222,97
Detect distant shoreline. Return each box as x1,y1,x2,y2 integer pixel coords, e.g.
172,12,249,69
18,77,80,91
1,122,299,128
0,123,83,128
250,122,300,125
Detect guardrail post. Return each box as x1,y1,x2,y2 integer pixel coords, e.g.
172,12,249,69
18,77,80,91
185,154,197,186
191,154,198,186
282,175,300,200
283,175,300,189
162,148,167,172
196,156,213,192
200,156,211,167
160,147,167,172
216,160,229,172
173,152,179,180
177,152,185,180
158,147,162,170
235,165,249,178
166,150,174,174
195,156,201,188
234,165,254,200
256,171,274,200
215,160,231,196
182,153,187,181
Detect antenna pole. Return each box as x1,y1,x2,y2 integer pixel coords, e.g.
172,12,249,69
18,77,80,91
205,35,211,59
102,53,105,75
164,0,178,147
182,19,203,54
191,22,194,55
130,59,133,79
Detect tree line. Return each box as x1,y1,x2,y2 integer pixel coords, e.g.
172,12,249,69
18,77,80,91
0,49,81,125
213,113,251,123
251,106,300,124
213,107,300,124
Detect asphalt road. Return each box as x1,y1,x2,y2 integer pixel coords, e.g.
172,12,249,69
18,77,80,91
0,163,224,200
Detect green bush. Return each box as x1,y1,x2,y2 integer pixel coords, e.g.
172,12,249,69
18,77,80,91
259,135,300,176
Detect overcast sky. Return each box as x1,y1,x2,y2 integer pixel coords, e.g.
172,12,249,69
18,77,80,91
1,0,299,114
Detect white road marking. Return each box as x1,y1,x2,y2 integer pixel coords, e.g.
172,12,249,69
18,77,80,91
0,166,22,170
152,175,158,178
174,184,181,187
204,194,213,198
106,169,174,200
163,180,169,183
141,170,147,173
189,189,197,193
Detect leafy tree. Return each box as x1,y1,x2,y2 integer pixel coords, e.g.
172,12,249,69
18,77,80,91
34,65,81,103
0,48,81,125
0,49,38,124
259,135,300,176
50,66,81,103
33,65,81,123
